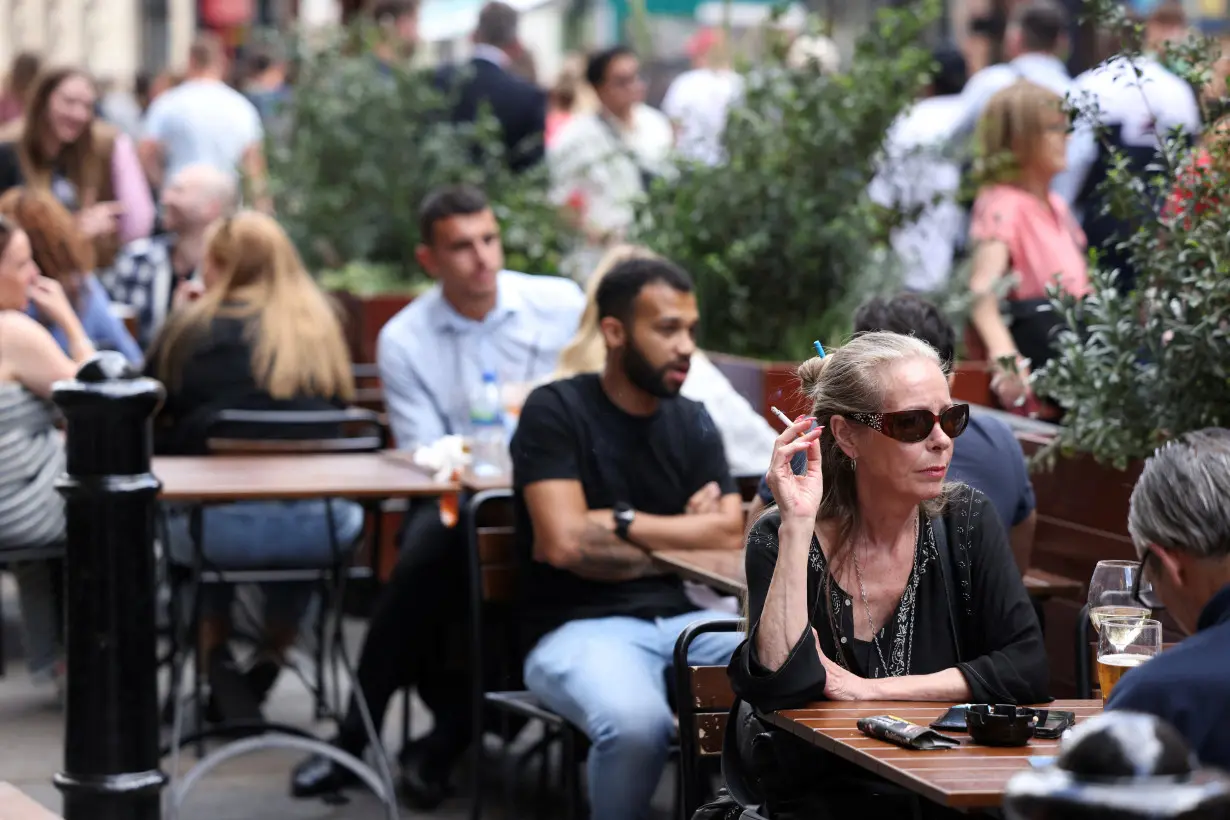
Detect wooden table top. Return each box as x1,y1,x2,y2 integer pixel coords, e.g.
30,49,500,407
154,452,457,502
763,700,1103,809
654,549,745,595
653,550,1082,601
460,472,513,495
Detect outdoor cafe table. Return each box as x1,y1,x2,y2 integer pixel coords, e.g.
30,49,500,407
154,451,458,502
762,700,1103,809
652,550,1083,601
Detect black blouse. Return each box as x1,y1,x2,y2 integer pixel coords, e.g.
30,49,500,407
145,315,346,455
730,486,1049,713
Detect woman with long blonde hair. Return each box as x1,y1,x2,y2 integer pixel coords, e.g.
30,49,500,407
730,334,1046,816
147,211,362,723
554,244,777,477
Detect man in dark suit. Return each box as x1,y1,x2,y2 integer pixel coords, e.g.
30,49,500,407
436,1,547,171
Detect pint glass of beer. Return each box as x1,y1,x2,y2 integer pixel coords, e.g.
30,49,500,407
1097,617,1161,703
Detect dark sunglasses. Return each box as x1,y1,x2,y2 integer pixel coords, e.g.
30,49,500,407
846,404,970,444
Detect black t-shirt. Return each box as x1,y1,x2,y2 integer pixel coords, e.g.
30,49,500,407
511,373,736,641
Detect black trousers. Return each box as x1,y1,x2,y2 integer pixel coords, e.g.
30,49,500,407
336,499,472,769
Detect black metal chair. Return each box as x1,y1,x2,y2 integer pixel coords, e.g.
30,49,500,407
160,408,399,818
464,489,685,819
462,490,569,819
674,618,745,820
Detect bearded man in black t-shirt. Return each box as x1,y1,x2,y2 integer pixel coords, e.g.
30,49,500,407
510,256,744,820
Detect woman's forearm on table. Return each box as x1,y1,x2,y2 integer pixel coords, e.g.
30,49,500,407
752,518,814,672
866,667,972,702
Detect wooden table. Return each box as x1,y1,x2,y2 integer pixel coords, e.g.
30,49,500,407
653,550,1082,601
763,700,1102,809
460,471,513,495
154,452,457,502
654,549,745,595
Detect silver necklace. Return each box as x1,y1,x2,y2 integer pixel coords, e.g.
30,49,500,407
852,514,919,676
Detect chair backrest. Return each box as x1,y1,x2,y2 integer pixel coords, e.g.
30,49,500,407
674,618,745,819
468,490,518,604
205,408,385,454
351,363,386,414
465,489,526,697
351,363,381,381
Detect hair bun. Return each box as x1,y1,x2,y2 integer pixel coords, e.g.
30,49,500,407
797,355,828,398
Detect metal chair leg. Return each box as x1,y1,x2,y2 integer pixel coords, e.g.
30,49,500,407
563,727,582,820
192,579,206,759
314,582,328,720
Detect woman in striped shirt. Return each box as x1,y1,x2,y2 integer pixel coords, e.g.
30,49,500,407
0,212,97,692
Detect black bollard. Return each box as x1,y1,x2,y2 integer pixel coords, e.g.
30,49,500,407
51,352,167,820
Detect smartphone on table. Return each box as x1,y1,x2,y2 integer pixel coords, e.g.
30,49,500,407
929,705,1075,738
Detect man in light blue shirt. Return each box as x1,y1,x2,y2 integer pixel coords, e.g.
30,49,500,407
377,186,585,448
291,184,584,806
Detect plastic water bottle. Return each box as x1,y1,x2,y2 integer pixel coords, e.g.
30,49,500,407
469,371,507,477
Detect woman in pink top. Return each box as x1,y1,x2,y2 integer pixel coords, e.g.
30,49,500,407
968,80,1089,412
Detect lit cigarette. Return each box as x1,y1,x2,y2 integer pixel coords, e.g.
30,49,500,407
770,406,793,428
772,405,817,439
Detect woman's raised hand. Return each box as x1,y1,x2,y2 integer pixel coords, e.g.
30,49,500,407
765,415,824,523
26,276,77,329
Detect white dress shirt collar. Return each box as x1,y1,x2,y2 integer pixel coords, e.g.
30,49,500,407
472,43,511,69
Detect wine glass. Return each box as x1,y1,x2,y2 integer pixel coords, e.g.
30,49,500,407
1097,616,1161,702
1088,560,1153,632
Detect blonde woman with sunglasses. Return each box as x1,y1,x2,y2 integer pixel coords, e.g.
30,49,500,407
727,332,1048,817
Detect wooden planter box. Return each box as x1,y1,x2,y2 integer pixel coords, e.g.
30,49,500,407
332,291,415,365
708,351,810,426
1015,437,1188,695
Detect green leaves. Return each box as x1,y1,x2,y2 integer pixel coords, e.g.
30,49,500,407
267,26,573,284
1028,0,1230,467
632,1,940,359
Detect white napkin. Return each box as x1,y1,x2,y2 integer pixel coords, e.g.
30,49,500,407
413,435,472,483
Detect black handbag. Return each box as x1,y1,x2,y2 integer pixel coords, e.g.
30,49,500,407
692,696,769,820
1006,297,1065,371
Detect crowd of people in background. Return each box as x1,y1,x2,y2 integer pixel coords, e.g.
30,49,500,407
0,0,1229,817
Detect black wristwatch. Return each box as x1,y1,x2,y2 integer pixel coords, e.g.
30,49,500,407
613,502,636,542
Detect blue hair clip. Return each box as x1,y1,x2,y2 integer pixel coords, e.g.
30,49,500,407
813,340,826,359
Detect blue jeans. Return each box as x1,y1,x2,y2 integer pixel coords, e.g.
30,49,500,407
524,610,743,820
165,500,365,625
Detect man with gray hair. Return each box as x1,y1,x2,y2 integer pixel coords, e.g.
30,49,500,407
100,163,238,349
435,1,547,171
1106,427,1230,769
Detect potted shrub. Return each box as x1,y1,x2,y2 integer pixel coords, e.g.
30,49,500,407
1020,0,1226,688
633,2,940,419
267,25,575,362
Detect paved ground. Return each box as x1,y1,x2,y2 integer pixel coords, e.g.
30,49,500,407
0,578,680,819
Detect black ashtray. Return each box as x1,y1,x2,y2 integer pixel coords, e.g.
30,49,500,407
967,704,1037,747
